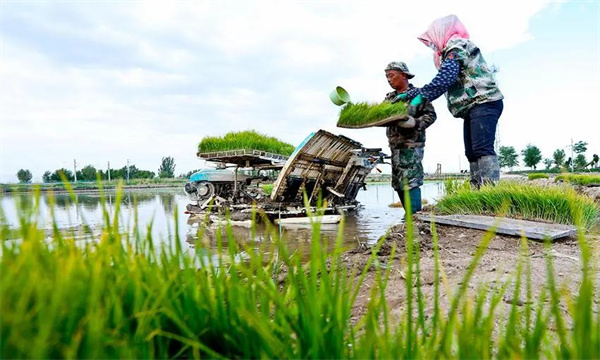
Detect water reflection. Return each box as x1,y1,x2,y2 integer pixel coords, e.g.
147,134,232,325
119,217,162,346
13,193,36,211
53,195,74,210
185,216,356,262
78,195,100,212
159,193,176,215
48,192,158,211
1,182,445,251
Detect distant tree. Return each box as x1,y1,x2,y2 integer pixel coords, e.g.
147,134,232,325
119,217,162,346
521,144,542,170
50,168,74,182
552,149,566,169
574,154,587,170
16,169,33,183
498,146,519,169
137,170,156,179
573,141,588,154
42,171,52,183
80,165,98,181
122,165,138,180
158,156,176,178
543,158,553,170
590,154,599,168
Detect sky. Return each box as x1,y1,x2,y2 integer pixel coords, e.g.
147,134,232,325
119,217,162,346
1,0,599,182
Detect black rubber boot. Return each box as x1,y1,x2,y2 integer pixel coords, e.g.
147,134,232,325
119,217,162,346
469,161,481,189
478,155,500,186
397,190,406,208
397,190,407,221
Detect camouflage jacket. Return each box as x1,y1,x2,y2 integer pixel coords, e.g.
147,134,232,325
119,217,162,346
443,38,504,118
384,85,437,149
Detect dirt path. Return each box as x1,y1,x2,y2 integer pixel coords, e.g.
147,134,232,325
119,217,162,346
340,215,599,323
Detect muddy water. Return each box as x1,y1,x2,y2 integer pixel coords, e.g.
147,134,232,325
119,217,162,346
0,182,444,259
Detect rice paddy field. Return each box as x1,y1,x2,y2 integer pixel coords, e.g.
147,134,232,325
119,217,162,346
337,101,408,128
197,130,296,156
1,183,599,359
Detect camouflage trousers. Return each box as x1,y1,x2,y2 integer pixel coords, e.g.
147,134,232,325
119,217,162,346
391,147,424,191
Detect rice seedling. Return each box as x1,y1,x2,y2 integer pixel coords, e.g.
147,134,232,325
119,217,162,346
528,173,549,180
198,130,296,156
337,101,408,128
443,178,471,196
435,180,599,229
1,183,599,359
259,183,274,196
555,173,600,186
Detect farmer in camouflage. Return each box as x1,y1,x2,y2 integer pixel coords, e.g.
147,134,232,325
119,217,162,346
384,61,436,217
396,14,504,188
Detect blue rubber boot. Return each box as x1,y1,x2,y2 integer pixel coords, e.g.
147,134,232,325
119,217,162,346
409,187,422,213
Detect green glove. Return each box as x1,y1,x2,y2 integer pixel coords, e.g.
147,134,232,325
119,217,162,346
409,94,424,107
408,94,424,116
391,93,408,104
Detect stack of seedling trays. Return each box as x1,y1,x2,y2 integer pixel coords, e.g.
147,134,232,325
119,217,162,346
197,130,295,168
336,101,409,129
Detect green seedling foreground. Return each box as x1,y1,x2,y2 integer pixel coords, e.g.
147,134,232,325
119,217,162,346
1,185,599,359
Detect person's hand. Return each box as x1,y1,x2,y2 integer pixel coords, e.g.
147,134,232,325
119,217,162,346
409,94,424,107
398,116,416,129
391,93,408,104
407,94,424,116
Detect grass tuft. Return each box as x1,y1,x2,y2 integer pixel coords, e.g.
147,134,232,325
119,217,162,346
528,173,549,180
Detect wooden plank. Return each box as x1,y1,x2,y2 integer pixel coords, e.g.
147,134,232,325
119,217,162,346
415,214,577,240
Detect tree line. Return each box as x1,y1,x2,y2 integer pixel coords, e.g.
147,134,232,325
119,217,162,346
16,156,178,183
499,141,599,171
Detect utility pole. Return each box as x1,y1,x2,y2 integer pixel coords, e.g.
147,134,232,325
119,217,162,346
107,161,111,181
127,159,130,183
73,159,78,183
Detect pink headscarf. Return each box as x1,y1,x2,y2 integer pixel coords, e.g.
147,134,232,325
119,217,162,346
418,14,470,69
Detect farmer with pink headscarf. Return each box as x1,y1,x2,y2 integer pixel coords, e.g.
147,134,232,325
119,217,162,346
395,15,504,187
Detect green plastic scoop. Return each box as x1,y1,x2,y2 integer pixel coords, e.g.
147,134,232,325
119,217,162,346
329,86,351,106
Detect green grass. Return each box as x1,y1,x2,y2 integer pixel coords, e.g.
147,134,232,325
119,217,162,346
528,173,549,180
260,183,274,196
437,180,599,230
1,183,599,359
198,130,296,156
555,173,600,186
337,101,408,128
